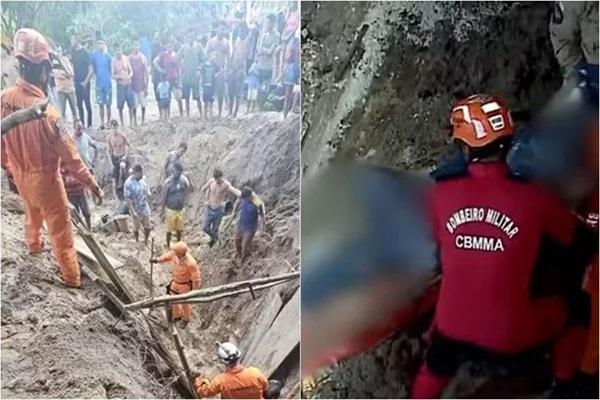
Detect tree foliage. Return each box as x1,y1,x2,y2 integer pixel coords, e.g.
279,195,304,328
1,1,254,51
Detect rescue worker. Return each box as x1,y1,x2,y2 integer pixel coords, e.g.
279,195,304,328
549,1,599,81
194,342,268,399
411,94,597,398
577,191,599,398
150,241,200,329
1,29,103,288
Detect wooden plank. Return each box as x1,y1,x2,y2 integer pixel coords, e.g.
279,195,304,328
77,232,134,302
243,291,283,362
126,272,299,310
74,235,124,269
80,264,129,318
242,289,300,378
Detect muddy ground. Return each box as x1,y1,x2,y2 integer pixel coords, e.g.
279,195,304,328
2,110,300,398
301,1,563,398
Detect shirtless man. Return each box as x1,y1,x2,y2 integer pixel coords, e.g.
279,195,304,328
200,169,241,247
228,28,248,119
206,23,231,118
106,119,131,199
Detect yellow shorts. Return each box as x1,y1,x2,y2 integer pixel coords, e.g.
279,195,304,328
165,208,185,232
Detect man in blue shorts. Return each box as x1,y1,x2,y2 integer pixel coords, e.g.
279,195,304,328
90,39,112,128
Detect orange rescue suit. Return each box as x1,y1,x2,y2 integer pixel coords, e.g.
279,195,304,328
1,79,97,287
194,365,268,399
155,250,201,321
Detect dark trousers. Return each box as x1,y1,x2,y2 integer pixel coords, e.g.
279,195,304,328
75,81,92,127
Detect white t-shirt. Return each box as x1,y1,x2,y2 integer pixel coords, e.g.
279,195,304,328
72,133,96,168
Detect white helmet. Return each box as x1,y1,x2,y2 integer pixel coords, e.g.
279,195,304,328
217,342,241,364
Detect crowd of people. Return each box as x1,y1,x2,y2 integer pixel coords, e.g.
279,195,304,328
46,2,300,129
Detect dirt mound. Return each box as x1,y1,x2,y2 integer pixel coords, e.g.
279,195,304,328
302,1,562,398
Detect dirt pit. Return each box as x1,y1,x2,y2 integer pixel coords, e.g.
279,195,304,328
2,111,300,398
302,1,563,398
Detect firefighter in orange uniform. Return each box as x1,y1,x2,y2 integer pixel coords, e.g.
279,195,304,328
194,342,268,399
151,241,201,329
1,28,103,288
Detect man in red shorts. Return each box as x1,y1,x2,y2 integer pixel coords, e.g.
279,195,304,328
411,94,597,398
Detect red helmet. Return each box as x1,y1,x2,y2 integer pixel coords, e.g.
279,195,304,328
14,28,52,65
450,94,514,148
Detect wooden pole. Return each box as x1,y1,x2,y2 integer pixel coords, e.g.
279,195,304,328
1,97,49,134
172,329,199,399
171,280,292,304
125,272,299,310
150,237,155,299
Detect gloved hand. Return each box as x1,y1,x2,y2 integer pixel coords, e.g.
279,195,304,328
150,258,158,264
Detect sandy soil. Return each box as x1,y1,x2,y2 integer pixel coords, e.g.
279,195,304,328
1,108,300,398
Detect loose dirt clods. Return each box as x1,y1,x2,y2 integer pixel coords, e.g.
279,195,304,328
2,111,300,398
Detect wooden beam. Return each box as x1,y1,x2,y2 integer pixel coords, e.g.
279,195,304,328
172,328,199,399
171,280,297,304
144,312,196,399
70,210,134,302
74,235,124,270
125,272,300,310
80,264,129,318
1,97,49,134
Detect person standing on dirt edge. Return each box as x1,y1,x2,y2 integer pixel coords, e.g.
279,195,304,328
201,53,220,120
106,120,131,199
70,34,93,128
151,241,200,329
160,162,192,248
234,187,266,264
410,95,598,399
124,163,152,245
178,29,205,119
112,46,134,127
282,30,300,119
207,22,231,118
200,169,241,248
228,25,248,119
1,29,104,288
154,41,183,118
90,39,112,129
129,39,149,125
194,342,268,399
256,13,280,109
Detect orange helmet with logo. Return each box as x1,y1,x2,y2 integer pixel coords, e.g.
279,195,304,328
171,241,189,255
14,28,52,65
450,94,514,148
